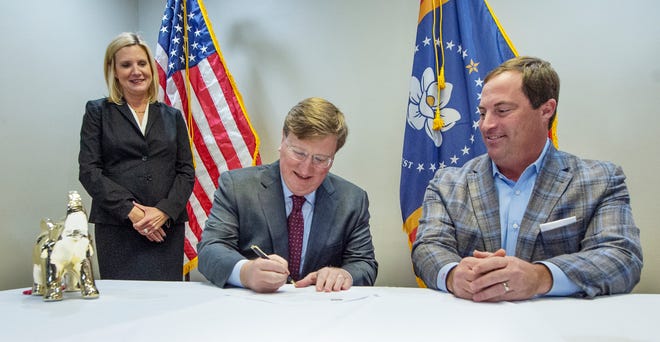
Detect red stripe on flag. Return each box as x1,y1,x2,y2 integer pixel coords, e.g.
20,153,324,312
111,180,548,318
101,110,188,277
183,233,197,261
188,115,221,188
191,180,213,217
171,71,190,118
157,64,169,105
166,68,223,186
186,204,204,239
188,62,243,170
206,53,258,157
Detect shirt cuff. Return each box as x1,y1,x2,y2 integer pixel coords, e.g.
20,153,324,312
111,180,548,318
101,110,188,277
227,259,248,288
538,261,581,296
436,262,459,292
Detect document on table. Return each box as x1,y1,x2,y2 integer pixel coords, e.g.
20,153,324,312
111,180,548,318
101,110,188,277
222,284,376,304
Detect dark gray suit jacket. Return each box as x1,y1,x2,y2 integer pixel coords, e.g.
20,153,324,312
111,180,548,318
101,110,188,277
197,161,378,287
78,98,195,225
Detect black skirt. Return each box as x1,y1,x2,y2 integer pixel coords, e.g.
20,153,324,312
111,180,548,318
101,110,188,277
93,222,185,281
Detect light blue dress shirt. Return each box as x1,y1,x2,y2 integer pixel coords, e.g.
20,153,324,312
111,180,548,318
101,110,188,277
437,139,580,296
227,177,315,287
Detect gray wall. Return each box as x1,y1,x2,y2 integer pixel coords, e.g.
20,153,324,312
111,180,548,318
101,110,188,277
1,1,657,294
0,0,139,289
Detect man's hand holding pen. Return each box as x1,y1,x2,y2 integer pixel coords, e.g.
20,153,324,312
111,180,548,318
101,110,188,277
244,245,353,293
239,254,291,293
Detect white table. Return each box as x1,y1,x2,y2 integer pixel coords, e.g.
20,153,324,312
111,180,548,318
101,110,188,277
1,280,656,341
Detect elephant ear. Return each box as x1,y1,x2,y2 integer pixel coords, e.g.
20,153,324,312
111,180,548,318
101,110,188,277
40,218,54,232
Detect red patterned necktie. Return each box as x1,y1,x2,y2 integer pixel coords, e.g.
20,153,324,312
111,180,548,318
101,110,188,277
287,195,305,281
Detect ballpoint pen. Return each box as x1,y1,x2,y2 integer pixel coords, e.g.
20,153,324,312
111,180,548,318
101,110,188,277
250,244,296,285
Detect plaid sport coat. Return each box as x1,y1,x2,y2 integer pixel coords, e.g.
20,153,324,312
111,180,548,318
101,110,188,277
412,146,643,297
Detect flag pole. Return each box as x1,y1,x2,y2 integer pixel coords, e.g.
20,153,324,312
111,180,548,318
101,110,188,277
182,0,196,280
182,0,197,168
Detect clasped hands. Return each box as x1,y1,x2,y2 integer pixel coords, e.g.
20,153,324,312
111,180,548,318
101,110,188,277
447,249,552,302
240,254,352,293
128,201,169,243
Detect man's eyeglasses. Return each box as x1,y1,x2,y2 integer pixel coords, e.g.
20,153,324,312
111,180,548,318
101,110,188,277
284,140,334,169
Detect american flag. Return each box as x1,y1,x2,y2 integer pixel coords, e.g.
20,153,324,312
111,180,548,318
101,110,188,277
155,0,261,276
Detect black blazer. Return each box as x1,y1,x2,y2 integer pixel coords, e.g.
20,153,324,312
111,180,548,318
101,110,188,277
78,98,194,225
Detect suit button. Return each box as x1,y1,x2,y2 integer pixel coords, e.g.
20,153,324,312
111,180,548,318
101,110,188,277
142,156,148,161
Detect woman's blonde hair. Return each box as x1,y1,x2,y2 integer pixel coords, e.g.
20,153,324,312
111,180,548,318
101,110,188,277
103,32,159,104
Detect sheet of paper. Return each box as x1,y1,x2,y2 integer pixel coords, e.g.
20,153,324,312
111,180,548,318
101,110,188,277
221,284,376,304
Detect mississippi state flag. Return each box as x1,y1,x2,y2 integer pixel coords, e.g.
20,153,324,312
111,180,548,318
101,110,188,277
400,0,517,272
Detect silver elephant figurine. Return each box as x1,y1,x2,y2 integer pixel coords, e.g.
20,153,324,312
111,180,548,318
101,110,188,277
31,191,99,301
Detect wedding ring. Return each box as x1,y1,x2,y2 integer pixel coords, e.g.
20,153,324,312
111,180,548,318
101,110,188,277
502,282,510,292
143,228,148,234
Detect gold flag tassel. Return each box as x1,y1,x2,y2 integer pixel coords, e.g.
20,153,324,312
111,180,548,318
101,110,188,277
432,0,445,131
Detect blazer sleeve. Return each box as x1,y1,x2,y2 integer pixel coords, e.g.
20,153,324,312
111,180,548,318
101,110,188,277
78,100,136,221
153,106,195,223
410,169,466,290
543,163,643,297
340,190,378,286
196,171,247,287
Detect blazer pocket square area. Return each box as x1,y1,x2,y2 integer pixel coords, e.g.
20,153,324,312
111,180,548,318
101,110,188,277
540,216,577,232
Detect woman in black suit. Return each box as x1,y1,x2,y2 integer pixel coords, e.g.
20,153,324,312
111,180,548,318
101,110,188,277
78,32,194,280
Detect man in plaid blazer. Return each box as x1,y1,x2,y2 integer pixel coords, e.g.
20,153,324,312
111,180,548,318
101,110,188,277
412,56,642,302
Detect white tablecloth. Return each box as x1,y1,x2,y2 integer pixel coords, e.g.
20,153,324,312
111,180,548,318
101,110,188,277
1,280,656,341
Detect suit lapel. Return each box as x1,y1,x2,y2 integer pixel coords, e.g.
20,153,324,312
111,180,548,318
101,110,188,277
303,177,336,275
516,147,572,260
467,157,502,252
144,102,160,136
115,103,143,135
258,162,289,257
